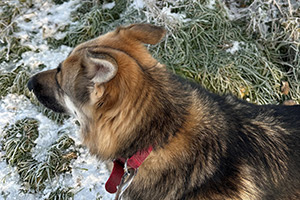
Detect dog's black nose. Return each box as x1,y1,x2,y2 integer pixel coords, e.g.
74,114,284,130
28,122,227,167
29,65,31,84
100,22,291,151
27,77,34,91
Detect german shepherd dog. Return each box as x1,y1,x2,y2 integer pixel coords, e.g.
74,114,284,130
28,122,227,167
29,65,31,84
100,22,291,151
28,24,300,200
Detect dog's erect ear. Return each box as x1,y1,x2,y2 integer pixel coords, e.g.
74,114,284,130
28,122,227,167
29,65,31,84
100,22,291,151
84,51,118,84
122,24,166,45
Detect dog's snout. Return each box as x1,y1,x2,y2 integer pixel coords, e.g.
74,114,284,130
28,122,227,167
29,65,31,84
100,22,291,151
27,77,34,91
26,73,66,113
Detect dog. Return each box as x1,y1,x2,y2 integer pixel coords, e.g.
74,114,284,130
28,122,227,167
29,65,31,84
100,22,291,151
28,24,300,200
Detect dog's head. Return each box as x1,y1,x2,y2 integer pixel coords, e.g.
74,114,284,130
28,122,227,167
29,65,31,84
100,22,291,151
28,24,166,158
28,23,166,120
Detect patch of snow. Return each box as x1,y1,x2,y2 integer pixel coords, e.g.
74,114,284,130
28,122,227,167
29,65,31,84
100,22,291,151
14,0,80,47
132,0,145,9
18,45,72,71
161,7,187,22
0,94,37,131
11,0,80,72
226,41,243,54
71,150,112,200
206,0,216,9
0,162,37,200
220,0,253,21
103,2,116,10
0,94,50,200
131,0,190,28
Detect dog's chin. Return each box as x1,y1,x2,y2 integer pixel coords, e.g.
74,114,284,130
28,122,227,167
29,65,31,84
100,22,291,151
36,95,66,113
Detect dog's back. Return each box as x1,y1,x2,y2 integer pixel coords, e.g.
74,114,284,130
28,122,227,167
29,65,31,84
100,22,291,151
217,95,300,199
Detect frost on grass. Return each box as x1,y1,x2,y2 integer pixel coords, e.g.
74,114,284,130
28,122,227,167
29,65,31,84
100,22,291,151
145,1,295,104
48,0,128,48
220,0,300,103
0,2,32,63
2,118,77,192
54,0,299,104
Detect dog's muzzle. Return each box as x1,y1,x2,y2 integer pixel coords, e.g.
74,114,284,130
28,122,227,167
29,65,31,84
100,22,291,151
27,75,66,113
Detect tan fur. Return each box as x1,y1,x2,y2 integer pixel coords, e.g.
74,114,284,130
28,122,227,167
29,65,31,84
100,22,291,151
239,168,262,200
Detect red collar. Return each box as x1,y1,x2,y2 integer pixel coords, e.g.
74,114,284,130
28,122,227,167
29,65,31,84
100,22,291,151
105,146,153,193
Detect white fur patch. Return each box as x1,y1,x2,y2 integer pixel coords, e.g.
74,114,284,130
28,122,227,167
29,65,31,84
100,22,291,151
64,95,86,123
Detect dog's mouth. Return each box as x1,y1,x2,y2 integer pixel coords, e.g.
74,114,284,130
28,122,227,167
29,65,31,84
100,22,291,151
27,75,66,113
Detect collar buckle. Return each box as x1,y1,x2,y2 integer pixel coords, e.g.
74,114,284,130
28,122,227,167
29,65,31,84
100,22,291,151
114,159,138,200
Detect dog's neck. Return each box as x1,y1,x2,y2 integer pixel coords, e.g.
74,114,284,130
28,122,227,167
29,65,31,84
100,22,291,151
83,67,193,160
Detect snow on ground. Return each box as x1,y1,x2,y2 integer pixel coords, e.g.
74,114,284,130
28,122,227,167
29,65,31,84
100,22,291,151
0,0,114,199
19,45,72,71
226,41,244,54
206,0,216,9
